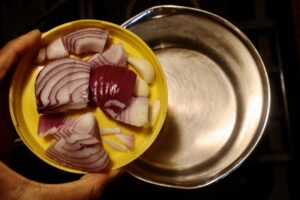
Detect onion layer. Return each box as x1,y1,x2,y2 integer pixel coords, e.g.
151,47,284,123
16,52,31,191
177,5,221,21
62,28,109,54
127,56,155,83
46,37,69,60
88,44,127,68
40,113,109,172
115,97,149,127
35,57,91,113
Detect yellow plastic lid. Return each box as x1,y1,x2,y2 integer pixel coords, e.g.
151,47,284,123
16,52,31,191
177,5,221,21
9,20,168,173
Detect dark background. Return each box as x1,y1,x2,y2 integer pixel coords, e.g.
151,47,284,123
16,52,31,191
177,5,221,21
1,0,300,199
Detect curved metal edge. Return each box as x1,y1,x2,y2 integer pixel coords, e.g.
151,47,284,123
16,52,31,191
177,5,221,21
122,5,271,189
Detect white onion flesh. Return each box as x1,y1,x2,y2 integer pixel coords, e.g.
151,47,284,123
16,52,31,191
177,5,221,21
134,76,150,97
115,97,149,127
102,137,127,151
127,56,155,83
115,133,135,150
88,43,127,68
100,127,121,135
150,100,161,127
46,37,69,60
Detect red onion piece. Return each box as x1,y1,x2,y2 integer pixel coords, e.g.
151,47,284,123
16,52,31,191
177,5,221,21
35,57,91,113
38,113,97,138
115,133,135,150
46,37,69,60
100,127,121,135
102,137,127,152
46,138,109,172
38,114,65,137
62,28,109,54
127,56,155,84
115,97,149,127
40,113,110,172
35,38,69,64
89,65,136,118
134,76,150,97
88,44,127,68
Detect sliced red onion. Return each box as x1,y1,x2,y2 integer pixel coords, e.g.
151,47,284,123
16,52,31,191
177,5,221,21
134,76,150,97
38,114,65,137
114,97,149,127
36,58,76,86
127,56,155,84
102,137,127,152
46,37,69,60
115,133,135,150
150,100,161,127
88,44,127,68
35,38,69,64
40,113,109,172
62,28,109,55
65,134,99,146
89,65,136,118
49,76,89,106
38,113,98,139
100,127,121,135
46,138,109,172
35,57,91,113
35,28,108,64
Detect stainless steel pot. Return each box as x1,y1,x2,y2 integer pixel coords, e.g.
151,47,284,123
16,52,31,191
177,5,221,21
122,5,270,189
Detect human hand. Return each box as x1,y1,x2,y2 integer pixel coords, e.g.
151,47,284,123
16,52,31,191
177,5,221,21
0,162,122,200
0,30,123,200
0,29,42,159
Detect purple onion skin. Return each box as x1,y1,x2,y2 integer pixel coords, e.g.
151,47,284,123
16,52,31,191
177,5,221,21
89,65,137,118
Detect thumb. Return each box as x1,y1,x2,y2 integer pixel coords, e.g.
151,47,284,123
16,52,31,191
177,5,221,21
35,169,123,200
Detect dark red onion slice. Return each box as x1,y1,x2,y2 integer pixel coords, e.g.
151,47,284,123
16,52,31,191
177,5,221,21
89,65,136,118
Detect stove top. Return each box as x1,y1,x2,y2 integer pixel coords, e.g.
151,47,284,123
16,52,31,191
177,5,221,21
0,0,299,199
